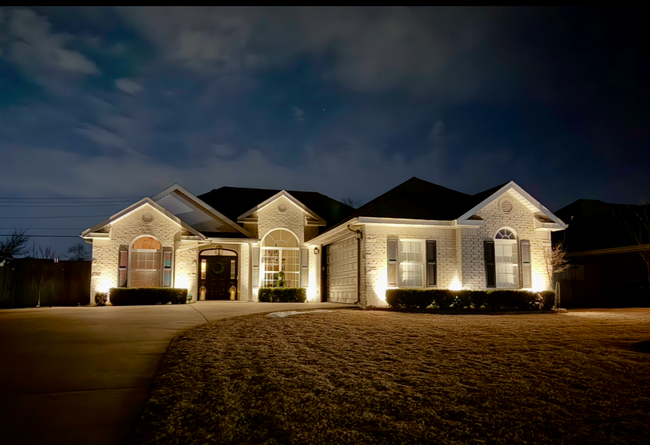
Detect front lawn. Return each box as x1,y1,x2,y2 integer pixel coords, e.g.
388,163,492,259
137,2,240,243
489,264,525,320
134,309,650,444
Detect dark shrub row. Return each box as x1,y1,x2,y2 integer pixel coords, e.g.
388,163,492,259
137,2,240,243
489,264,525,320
386,288,556,311
258,288,307,303
109,287,189,306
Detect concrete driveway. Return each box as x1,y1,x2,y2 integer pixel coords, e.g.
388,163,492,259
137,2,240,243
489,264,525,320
0,301,351,445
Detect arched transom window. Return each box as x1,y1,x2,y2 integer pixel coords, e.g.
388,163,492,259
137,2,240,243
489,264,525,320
130,236,162,288
494,229,518,288
261,229,300,287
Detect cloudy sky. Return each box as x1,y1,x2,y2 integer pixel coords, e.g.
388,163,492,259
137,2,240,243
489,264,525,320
0,7,647,255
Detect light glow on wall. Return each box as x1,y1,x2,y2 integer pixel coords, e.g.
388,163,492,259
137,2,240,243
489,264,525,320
373,264,389,304
306,286,316,302
449,275,463,291
175,274,191,291
531,271,549,292
96,278,115,294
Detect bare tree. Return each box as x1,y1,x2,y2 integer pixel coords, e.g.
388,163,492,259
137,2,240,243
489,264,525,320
0,229,30,259
617,202,650,295
36,246,58,260
341,197,360,209
544,241,570,305
67,243,89,261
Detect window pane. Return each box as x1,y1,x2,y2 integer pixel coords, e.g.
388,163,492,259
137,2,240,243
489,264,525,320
495,240,518,287
163,269,172,287
201,259,206,279
164,251,172,268
399,241,422,263
399,263,423,287
230,260,236,279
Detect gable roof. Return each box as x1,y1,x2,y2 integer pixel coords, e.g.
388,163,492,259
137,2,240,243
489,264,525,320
326,177,566,232
237,190,327,225
198,186,355,230
456,181,567,228
81,198,207,240
151,183,251,237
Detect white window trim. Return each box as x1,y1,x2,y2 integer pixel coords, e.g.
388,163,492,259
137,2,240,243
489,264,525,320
397,239,426,289
260,246,301,288
494,238,519,289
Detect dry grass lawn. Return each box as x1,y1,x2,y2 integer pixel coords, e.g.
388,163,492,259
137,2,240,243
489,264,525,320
134,308,650,444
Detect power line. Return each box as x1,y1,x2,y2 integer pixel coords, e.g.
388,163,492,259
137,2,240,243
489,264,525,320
0,196,143,200
0,234,82,238
0,215,109,219
0,227,86,230
0,203,133,208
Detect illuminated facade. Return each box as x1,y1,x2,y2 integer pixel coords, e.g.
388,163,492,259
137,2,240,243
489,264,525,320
82,178,566,307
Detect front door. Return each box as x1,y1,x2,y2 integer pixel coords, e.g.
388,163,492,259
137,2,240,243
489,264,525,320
203,256,238,300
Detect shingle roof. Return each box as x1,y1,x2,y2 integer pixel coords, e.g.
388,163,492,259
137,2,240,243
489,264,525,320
198,187,356,230
326,177,508,231
552,199,649,252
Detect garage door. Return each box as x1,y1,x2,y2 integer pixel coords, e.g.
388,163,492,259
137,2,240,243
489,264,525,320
327,236,357,303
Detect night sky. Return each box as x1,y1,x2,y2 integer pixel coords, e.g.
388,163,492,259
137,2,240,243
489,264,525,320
0,7,648,256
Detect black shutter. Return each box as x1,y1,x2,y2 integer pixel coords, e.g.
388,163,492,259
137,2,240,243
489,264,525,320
118,245,128,287
387,238,398,287
484,240,496,288
520,240,532,288
426,240,437,286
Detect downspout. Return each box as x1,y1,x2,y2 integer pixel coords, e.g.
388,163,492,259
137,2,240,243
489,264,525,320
347,224,363,305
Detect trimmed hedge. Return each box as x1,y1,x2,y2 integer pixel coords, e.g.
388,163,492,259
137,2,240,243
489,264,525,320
109,287,189,306
386,288,551,311
540,291,556,310
258,288,307,303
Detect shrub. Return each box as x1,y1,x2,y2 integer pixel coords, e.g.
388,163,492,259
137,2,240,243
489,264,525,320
109,287,188,306
258,288,306,303
95,292,108,306
432,289,455,309
386,289,545,311
487,290,542,311
540,291,556,310
451,291,472,310
386,289,434,310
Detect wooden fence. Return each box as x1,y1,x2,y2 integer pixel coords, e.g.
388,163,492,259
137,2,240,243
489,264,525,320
0,259,91,308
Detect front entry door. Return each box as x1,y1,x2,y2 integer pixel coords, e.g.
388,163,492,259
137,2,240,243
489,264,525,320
204,256,237,300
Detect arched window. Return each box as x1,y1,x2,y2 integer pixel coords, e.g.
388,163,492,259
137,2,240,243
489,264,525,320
129,236,162,288
494,229,518,288
261,229,300,288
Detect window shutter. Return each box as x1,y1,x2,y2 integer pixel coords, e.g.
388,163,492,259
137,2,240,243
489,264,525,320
162,248,173,287
118,245,128,287
300,248,309,287
387,238,398,287
484,240,496,288
426,240,437,286
520,240,532,288
252,247,260,288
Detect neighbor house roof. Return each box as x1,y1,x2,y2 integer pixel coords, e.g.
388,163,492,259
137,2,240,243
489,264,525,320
553,199,649,252
198,187,356,230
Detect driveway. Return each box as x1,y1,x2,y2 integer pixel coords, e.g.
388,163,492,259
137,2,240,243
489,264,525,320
0,301,350,445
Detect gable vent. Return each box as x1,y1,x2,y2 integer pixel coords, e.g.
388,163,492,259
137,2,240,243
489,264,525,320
500,199,513,214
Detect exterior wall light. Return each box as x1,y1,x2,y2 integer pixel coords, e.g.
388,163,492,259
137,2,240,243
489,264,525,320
314,247,319,255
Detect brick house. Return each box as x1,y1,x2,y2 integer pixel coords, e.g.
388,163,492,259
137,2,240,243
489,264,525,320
81,177,566,306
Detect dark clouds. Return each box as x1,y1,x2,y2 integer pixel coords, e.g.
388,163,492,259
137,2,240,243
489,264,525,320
0,7,648,253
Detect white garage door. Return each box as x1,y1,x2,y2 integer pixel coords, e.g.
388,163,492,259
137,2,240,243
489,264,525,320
327,236,357,303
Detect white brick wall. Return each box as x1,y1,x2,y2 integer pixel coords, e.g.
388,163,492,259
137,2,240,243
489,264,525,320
89,203,199,303
325,191,554,307
257,196,305,243
360,226,458,307
467,191,552,291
